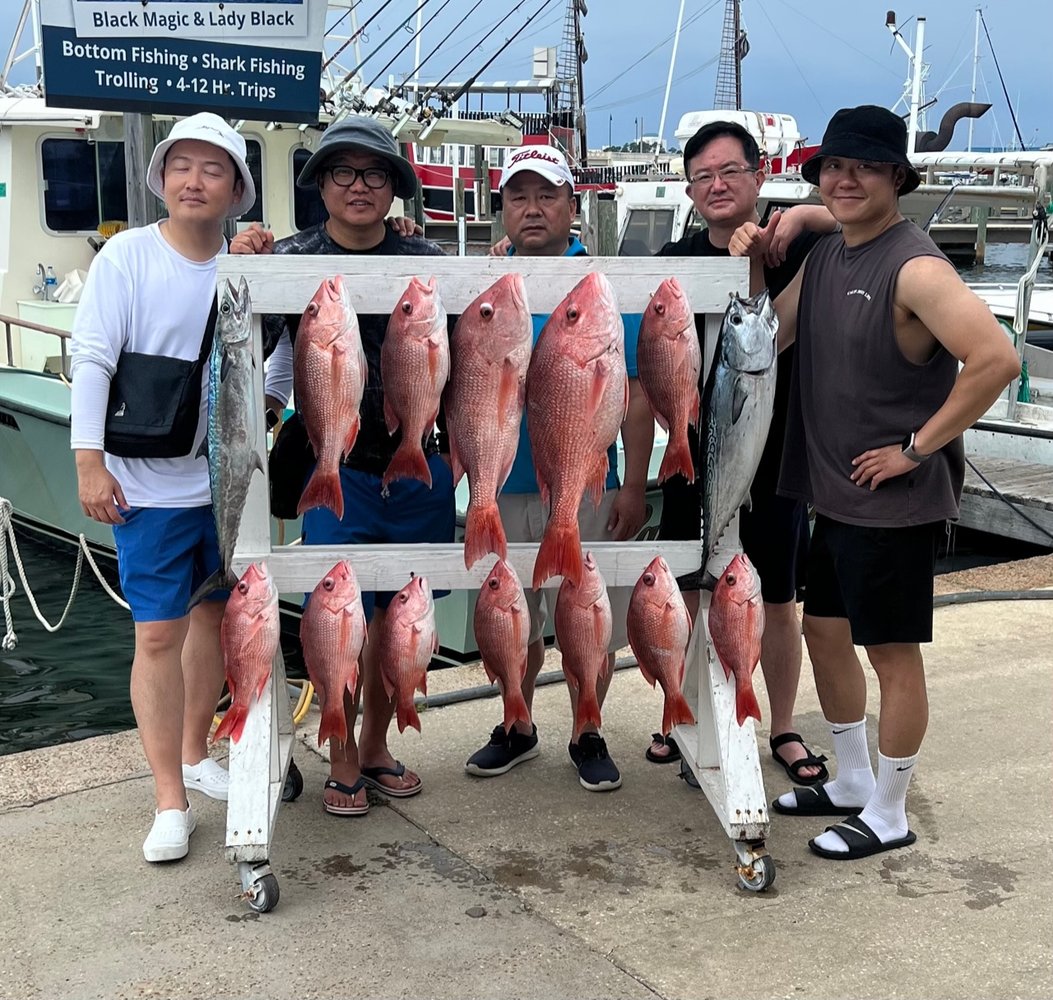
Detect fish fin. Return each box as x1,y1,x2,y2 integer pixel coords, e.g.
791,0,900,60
383,395,400,435
661,690,696,736
382,442,432,489
464,502,507,568
195,437,209,461
636,658,658,689
689,387,701,432
252,450,266,475
534,468,551,509
253,665,272,704
731,377,749,424
317,700,349,748
658,428,695,484
652,408,670,433
342,414,361,460
735,681,762,727
449,436,466,487
592,606,608,649
622,371,630,422
497,357,520,421
533,517,582,588
481,659,498,685
503,688,532,735
744,490,753,513
574,685,603,735
187,568,233,611
396,698,422,734
220,349,233,382
380,666,396,702
212,701,248,745
298,468,344,520
427,335,444,382
587,358,611,423
585,455,609,507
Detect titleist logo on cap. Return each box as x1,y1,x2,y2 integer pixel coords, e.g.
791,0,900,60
508,149,562,166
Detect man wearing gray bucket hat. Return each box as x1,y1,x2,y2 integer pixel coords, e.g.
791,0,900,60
70,112,257,863
731,105,1019,863
232,115,450,817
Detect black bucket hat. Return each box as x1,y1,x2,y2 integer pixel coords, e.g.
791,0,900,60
801,105,921,195
296,115,419,200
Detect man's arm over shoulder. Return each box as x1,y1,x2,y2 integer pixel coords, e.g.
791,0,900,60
397,233,447,256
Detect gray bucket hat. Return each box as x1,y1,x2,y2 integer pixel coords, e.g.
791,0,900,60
296,115,419,200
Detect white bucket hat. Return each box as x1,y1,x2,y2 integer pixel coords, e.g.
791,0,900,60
499,145,575,191
146,112,256,219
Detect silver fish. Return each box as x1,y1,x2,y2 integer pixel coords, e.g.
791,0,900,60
701,290,777,585
190,276,265,606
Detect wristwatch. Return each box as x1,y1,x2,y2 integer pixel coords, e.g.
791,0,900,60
901,431,930,464
266,409,280,430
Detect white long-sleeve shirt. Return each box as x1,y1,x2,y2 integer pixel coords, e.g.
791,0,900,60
70,223,224,507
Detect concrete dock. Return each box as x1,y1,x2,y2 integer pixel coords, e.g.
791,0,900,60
1,592,1051,1000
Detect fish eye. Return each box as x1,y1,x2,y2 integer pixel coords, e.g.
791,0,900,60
731,314,742,326
399,592,409,603
237,581,249,594
566,305,579,321
643,572,655,586
401,301,413,314
654,302,665,316
305,302,319,317
323,577,334,591
726,573,736,586
488,577,499,590
479,303,494,319
220,302,232,315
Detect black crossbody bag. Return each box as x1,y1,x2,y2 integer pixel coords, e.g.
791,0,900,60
103,296,219,459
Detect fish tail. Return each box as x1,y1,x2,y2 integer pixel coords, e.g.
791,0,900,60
463,502,507,568
658,428,696,484
382,442,432,489
661,690,696,736
532,516,582,588
317,701,349,748
212,700,248,745
187,569,226,611
575,685,604,736
298,467,344,520
502,688,532,735
735,680,762,727
395,697,422,734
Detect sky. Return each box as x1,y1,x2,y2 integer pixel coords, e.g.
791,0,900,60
2,1,1049,150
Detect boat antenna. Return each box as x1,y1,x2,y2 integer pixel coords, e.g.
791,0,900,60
656,0,687,161
365,0,456,92
978,9,1027,149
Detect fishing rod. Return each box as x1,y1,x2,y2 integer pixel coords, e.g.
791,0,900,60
364,0,457,92
323,0,401,74
449,0,562,105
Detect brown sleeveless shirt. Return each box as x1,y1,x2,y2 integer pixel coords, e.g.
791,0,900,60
779,220,964,526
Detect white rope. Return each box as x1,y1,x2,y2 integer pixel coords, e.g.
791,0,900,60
0,497,130,651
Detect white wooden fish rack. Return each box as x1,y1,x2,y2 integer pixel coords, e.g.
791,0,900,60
217,253,776,911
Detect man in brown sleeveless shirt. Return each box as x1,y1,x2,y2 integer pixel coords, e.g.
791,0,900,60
731,105,1019,861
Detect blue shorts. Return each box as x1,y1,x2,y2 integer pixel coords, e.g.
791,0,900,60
301,453,456,621
112,506,228,622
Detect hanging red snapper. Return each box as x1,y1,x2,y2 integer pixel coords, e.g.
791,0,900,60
637,277,701,483
381,276,450,488
213,563,279,744
377,576,438,734
708,553,764,727
301,560,367,747
627,555,696,735
554,551,612,738
294,275,366,520
446,273,532,568
473,559,531,734
527,272,627,588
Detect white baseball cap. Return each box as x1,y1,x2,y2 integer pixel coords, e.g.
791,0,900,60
146,112,256,219
499,145,575,191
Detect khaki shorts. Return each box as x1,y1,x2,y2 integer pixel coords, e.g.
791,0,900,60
497,490,631,651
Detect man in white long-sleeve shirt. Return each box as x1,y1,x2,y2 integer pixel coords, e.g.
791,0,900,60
70,113,255,863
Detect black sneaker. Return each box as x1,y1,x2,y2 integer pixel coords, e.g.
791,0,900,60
465,723,539,777
568,732,622,792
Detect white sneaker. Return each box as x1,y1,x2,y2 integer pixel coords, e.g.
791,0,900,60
143,806,197,863
183,758,230,801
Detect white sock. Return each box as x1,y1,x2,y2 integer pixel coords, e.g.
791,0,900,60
812,750,916,853
776,717,875,810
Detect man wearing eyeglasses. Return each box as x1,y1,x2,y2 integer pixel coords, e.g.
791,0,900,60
645,121,838,789
231,116,451,817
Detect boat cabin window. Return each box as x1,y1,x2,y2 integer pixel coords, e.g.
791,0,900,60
488,147,504,168
618,208,675,256
292,147,328,231
240,139,264,224
41,138,126,234
683,208,706,238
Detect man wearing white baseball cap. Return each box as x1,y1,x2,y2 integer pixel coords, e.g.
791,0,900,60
70,112,255,864
465,145,653,792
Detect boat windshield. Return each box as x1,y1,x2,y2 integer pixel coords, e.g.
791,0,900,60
619,208,676,256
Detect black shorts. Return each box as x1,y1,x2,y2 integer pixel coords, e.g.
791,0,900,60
803,514,943,646
740,491,809,604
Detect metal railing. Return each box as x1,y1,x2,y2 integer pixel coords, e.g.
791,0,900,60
1,313,71,371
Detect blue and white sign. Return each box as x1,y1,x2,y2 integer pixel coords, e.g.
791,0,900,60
39,0,326,123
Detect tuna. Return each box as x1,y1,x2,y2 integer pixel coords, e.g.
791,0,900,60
294,275,366,520
554,551,612,738
627,556,696,736
637,277,702,484
376,575,438,734
190,276,264,606
473,559,532,734
708,553,764,727
212,562,280,744
446,274,533,567
702,290,777,582
301,560,367,747
381,276,450,488
527,272,628,588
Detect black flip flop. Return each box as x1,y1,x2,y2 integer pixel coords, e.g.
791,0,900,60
323,776,369,817
809,816,917,860
360,761,423,798
645,732,682,764
769,732,829,786
771,783,861,816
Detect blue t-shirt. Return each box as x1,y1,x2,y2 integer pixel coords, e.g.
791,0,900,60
503,237,639,495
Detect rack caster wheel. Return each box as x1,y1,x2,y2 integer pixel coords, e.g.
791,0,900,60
734,841,775,892
282,759,303,802
238,861,280,913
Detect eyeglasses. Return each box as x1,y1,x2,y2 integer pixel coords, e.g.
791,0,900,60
688,165,759,187
326,166,392,189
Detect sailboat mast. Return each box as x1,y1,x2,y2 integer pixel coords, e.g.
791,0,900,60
656,0,686,158
968,6,981,152
713,0,744,111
